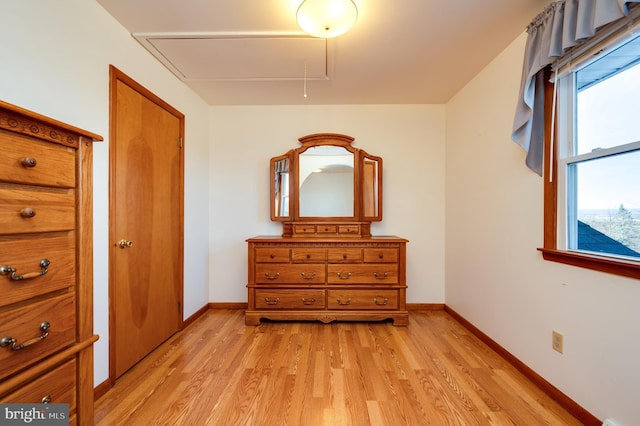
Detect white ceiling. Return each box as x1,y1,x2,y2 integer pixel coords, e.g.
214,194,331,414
96,0,548,106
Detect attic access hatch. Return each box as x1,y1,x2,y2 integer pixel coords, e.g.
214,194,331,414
133,33,330,82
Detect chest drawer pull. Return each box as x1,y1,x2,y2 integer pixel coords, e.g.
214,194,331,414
374,297,389,306
301,298,316,305
41,395,52,404
373,272,388,280
20,208,37,218
0,321,50,351
336,272,352,280
336,298,351,305
0,258,50,281
264,297,279,305
21,157,37,168
300,272,316,279
264,272,280,280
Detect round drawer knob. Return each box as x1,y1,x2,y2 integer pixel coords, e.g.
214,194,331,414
22,157,37,167
20,208,36,218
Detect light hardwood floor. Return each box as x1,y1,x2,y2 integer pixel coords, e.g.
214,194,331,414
95,310,583,425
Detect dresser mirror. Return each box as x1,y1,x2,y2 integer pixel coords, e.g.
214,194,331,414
270,133,382,237
299,145,354,217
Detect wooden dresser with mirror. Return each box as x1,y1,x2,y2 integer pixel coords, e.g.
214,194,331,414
246,133,408,326
0,100,100,424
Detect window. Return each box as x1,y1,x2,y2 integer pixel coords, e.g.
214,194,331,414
541,28,640,278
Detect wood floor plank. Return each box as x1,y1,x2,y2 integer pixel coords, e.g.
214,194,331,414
95,310,585,425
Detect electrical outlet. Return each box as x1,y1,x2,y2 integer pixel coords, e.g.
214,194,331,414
552,330,564,353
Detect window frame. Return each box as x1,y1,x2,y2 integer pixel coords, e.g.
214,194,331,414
539,66,640,279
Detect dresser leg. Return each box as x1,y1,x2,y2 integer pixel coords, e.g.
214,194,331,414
245,313,262,326
392,314,410,326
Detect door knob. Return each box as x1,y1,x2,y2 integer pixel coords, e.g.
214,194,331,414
117,239,134,249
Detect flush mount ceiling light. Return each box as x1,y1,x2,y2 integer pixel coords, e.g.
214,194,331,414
296,0,358,38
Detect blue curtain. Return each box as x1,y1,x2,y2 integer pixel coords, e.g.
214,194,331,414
511,0,640,175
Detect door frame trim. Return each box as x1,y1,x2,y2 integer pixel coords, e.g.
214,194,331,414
107,65,185,384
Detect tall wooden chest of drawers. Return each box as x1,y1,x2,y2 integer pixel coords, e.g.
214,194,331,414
246,236,409,326
0,101,101,425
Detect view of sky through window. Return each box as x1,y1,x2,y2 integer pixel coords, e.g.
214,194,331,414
574,47,640,255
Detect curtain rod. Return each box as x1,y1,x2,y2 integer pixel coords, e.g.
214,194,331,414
554,5,640,73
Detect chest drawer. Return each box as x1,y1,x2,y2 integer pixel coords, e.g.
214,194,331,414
327,264,398,284
0,187,75,234
327,289,398,310
255,264,325,284
0,233,75,307
327,248,363,263
0,358,76,410
0,134,75,188
363,248,398,263
291,248,326,263
0,293,76,379
255,289,326,310
255,248,290,263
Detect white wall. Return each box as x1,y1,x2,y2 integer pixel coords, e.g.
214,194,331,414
209,105,446,305
446,33,640,425
0,0,211,386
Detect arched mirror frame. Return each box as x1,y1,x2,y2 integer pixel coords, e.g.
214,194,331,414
270,133,382,237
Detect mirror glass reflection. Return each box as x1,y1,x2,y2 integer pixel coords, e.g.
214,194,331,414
299,146,354,217
273,158,290,218
362,155,379,217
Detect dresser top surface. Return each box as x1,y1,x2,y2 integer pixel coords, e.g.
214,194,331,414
247,235,409,243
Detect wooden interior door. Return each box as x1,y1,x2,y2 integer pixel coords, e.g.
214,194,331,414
109,66,184,379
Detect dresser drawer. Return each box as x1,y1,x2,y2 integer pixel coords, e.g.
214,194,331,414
0,233,75,307
327,248,363,263
255,264,325,284
255,247,289,263
363,248,398,263
291,248,326,263
327,264,398,284
0,358,76,410
293,224,316,234
338,225,360,235
327,289,398,310
0,187,75,234
0,293,76,379
255,289,326,309
0,134,75,188
316,225,337,234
